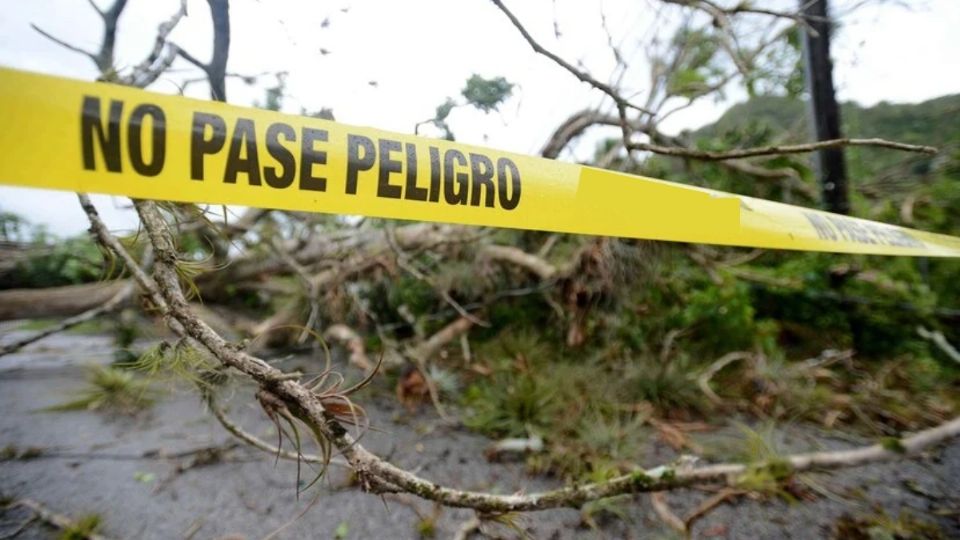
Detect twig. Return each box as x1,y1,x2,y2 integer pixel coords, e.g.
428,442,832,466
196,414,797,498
404,317,475,421
0,443,243,463
683,488,744,530
660,0,820,32
408,317,474,363
540,110,624,158
385,226,488,327
6,499,113,540
452,515,481,540
650,492,686,533
324,324,374,372
917,326,960,364
204,390,348,468
125,0,188,88
0,514,37,540
489,0,653,115
33,0,128,76
30,24,98,64
697,351,753,405
269,237,322,344
77,195,175,330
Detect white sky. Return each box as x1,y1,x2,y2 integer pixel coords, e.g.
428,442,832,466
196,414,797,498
0,0,958,236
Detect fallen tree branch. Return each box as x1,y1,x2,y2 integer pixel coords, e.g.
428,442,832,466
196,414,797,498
628,137,937,161
480,245,558,280
0,280,130,322
324,324,374,372
120,198,960,513
0,281,133,357
407,317,474,362
198,222,480,299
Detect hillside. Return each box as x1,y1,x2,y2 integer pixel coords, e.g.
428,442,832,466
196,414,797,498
696,93,960,149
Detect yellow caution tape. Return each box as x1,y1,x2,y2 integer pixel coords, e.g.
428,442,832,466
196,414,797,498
1,67,958,257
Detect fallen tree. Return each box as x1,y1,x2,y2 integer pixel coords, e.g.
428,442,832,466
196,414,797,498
3,0,959,533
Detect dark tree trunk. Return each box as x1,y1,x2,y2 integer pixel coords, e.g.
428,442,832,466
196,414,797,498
801,0,849,215
206,0,231,102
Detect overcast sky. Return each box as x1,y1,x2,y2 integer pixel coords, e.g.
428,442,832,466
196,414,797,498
1,0,958,236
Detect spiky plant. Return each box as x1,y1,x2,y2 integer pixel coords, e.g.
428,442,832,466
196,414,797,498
46,365,157,415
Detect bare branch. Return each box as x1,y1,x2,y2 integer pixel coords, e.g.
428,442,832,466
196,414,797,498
76,194,186,341
324,324,373,372
408,317,474,363
385,226,489,327
489,0,653,115
628,137,938,160
85,0,105,17
170,0,230,101
173,46,209,72
269,236,322,344
30,24,98,64
540,109,625,159
78,196,162,309
32,0,128,76
650,491,687,533
661,0,820,31
125,0,188,88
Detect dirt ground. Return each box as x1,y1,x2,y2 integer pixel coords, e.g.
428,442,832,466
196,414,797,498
1,327,958,539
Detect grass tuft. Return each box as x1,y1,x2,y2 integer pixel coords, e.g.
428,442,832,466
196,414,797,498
45,365,157,415
58,513,103,540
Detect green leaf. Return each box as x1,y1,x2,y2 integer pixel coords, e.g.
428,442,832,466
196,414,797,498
434,97,456,122
134,471,156,483
461,74,514,113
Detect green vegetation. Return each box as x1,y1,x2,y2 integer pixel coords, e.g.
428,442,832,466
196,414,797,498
834,509,945,540
445,93,960,485
59,513,104,540
46,365,157,415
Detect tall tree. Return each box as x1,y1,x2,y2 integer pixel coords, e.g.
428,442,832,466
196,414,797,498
801,0,850,214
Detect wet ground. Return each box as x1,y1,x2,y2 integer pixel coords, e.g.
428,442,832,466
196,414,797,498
1,327,958,539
